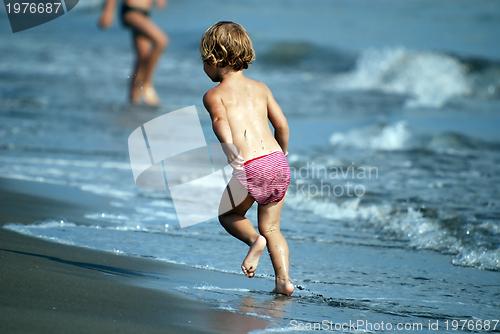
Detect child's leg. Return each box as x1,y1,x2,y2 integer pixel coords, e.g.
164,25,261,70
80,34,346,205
219,177,267,278
123,12,168,105
258,200,294,295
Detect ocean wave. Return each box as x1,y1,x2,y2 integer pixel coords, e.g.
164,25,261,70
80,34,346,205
284,145,500,271
456,53,500,100
329,121,500,152
381,208,500,271
330,121,413,151
285,195,388,222
288,188,500,271
332,47,472,108
259,41,356,74
259,43,498,109
452,249,500,271
285,191,500,271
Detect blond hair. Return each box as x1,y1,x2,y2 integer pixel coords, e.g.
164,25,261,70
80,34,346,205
200,21,255,71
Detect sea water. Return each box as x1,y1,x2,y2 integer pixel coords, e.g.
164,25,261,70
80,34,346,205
1,0,499,332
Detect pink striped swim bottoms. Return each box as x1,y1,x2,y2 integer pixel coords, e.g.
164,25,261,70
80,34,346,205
233,151,291,205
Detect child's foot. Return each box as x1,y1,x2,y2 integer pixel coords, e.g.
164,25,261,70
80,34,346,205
241,235,266,278
272,276,294,295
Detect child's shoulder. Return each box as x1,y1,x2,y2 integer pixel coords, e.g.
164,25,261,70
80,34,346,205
202,86,222,108
203,77,272,108
203,81,228,101
247,77,268,87
246,78,272,97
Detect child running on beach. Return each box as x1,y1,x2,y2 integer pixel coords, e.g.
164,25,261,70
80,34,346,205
200,21,294,295
98,0,168,105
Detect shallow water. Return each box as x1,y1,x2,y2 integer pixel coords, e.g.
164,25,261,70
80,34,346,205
1,0,499,332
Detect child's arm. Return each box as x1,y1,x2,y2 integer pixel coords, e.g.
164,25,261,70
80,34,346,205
267,89,289,156
203,91,244,170
98,0,117,29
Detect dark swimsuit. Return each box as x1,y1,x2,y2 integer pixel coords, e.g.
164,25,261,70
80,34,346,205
121,3,150,36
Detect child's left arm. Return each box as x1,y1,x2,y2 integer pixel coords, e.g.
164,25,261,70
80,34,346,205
267,88,289,156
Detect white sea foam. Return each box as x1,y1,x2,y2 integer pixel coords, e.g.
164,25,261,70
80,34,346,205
4,220,76,232
149,200,174,208
84,212,130,222
0,156,130,169
193,282,251,293
371,207,500,271
329,121,412,151
249,324,294,333
134,207,178,220
79,184,135,199
217,304,237,312
452,249,500,271
3,221,78,246
285,185,500,271
333,47,471,108
286,195,388,222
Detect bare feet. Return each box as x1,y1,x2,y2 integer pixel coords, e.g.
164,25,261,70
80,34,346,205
273,276,294,295
142,85,160,106
130,85,160,106
241,235,266,278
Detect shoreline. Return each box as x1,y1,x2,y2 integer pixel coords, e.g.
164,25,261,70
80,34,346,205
0,177,270,334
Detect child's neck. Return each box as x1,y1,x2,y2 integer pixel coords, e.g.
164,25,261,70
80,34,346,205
219,68,244,82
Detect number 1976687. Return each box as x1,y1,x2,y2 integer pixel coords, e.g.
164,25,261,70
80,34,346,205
6,2,62,14
444,320,498,331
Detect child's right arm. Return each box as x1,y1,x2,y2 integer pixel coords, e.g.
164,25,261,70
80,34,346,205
98,0,118,29
266,88,289,157
203,90,244,170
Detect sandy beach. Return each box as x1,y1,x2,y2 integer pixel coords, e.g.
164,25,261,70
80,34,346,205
0,177,270,334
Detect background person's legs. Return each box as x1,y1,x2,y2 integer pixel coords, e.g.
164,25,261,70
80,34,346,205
123,11,168,105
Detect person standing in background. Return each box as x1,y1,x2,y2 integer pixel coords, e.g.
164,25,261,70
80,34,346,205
99,0,168,106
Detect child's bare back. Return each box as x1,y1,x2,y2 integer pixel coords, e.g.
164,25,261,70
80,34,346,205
200,21,294,295
203,75,286,162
